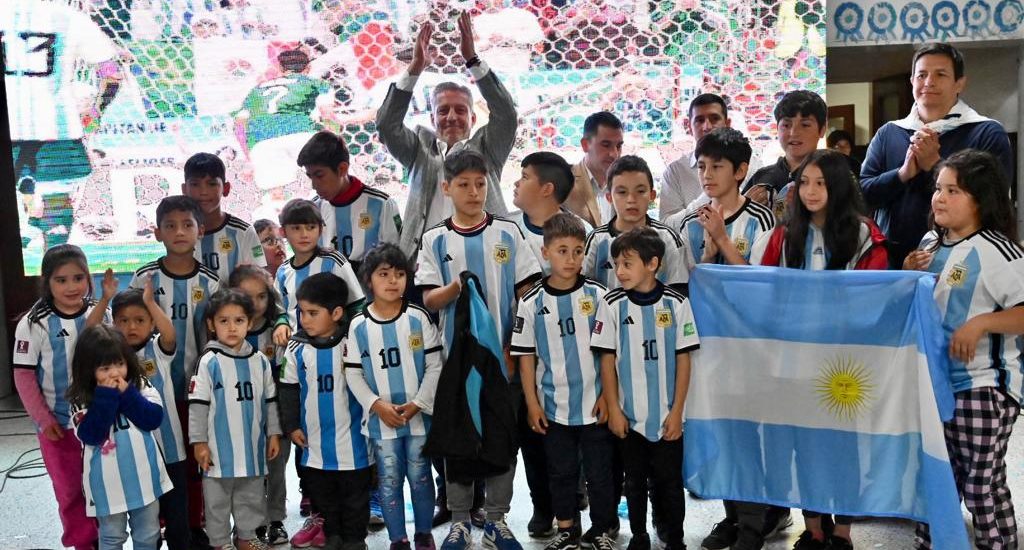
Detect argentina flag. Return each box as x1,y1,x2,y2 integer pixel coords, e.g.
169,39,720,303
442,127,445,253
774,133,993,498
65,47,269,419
684,265,970,549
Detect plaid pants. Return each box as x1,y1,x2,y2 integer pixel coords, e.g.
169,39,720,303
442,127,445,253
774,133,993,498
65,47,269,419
915,387,1020,550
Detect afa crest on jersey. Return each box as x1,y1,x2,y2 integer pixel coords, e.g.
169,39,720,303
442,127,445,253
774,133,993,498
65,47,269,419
408,332,424,350
141,359,157,377
734,237,749,256
191,286,205,303
655,308,674,328
947,263,968,287
578,296,595,316
358,213,372,230
219,237,233,253
493,243,511,264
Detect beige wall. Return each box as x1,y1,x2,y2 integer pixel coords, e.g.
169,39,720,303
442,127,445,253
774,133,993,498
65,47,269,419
824,83,872,145
960,47,1019,133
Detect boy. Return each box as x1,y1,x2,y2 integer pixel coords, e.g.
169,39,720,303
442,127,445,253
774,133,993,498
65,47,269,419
297,130,402,271
511,213,617,550
182,152,266,281
416,150,541,549
591,228,698,550
741,90,827,220
280,273,374,550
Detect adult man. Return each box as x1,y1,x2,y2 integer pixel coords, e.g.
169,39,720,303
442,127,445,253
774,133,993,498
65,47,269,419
861,42,1013,268
564,111,624,227
376,12,517,257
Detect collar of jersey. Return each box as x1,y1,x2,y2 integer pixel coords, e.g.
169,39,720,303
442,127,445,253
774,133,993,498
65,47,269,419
939,228,984,247
329,175,365,207
289,248,326,270
607,215,654,237
204,213,233,235
626,281,665,305
720,196,751,226
247,317,273,336
521,212,544,235
362,300,409,324
205,339,255,358
158,257,202,280
446,213,493,236
291,327,345,348
46,300,91,320
542,275,586,296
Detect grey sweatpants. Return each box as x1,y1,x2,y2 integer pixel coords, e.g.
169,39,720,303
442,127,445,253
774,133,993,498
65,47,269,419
445,457,517,523
203,476,266,546
266,442,292,523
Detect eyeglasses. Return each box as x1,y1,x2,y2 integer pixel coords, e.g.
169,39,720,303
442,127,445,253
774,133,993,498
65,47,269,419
260,236,282,246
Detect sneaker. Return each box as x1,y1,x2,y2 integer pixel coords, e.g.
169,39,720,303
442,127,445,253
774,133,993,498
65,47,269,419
390,540,412,550
255,526,269,545
763,509,793,539
266,522,288,545
701,520,738,550
300,496,313,517
792,532,827,550
369,490,386,529
581,522,620,548
528,511,556,538
470,507,487,529
291,515,326,548
825,537,853,550
238,539,271,550
440,522,472,550
414,532,437,550
544,528,580,550
592,533,617,550
191,528,213,550
482,520,523,550
729,527,765,550
626,533,651,550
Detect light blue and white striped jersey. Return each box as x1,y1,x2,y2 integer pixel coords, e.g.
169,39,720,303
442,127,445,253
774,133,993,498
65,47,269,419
511,277,607,426
13,300,105,428
195,214,266,282
667,198,775,270
749,221,875,270
583,216,688,288
508,209,593,275
188,345,278,478
72,383,173,517
590,284,700,442
246,319,280,374
281,332,373,470
921,229,1024,403
1,0,117,141
136,336,186,464
130,259,220,401
315,186,402,264
275,249,364,330
344,302,443,439
415,214,542,350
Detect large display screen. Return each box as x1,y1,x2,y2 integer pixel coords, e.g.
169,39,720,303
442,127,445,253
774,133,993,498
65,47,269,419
4,0,825,275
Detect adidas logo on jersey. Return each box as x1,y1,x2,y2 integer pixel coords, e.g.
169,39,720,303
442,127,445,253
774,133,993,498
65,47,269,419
154,287,166,296
361,350,370,359
601,261,614,269
538,306,551,315
622,316,635,325
214,382,223,390
441,254,455,263
56,328,71,338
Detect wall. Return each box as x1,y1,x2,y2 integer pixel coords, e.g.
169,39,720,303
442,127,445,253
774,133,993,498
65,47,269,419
825,82,874,145
960,46,1020,132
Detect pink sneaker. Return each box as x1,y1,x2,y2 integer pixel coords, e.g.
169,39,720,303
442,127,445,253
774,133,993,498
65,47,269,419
290,514,326,548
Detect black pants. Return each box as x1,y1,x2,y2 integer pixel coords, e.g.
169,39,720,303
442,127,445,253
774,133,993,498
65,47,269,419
518,394,553,517
303,466,372,542
724,501,789,533
802,510,853,525
545,422,616,530
620,431,684,544
159,460,190,550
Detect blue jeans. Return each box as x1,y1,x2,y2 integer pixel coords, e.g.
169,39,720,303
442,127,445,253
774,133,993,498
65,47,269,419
98,499,160,550
373,435,435,541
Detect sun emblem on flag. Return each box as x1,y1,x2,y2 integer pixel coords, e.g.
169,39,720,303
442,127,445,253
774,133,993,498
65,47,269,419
815,356,873,420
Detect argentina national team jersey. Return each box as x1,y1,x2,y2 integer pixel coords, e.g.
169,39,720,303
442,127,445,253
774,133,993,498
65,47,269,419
195,214,266,282
583,216,688,288
282,332,373,470
275,249,365,330
188,346,278,478
72,383,173,517
13,300,105,428
246,320,279,372
344,302,443,439
921,229,1024,403
509,209,593,275
511,277,607,425
669,197,775,270
130,259,220,400
136,336,186,463
315,187,402,264
415,214,543,350
590,284,700,441
749,221,875,271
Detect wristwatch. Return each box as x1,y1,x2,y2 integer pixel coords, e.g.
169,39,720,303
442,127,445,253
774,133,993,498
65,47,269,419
465,55,481,69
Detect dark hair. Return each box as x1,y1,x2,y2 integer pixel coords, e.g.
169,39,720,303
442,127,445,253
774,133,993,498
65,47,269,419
279,198,324,226
204,288,255,331
228,264,284,322
826,130,854,149
444,149,488,181
297,130,350,169
773,90,827,128
432,82,473,106
521,152,574,203
610,227,665,268
582,111,623,140
253,219,278,234
695,127,752,176
66,325,144,408
28,244,93,323
542,212,586,245
688,93,728,120
278,49,310,72
156,195,203,228
111,288,148,318
358,243,412,298
927,149,1016,250
296,272,349,313
183,152,226,182
607,155,653,189
784,150,867,269
912,42,965,81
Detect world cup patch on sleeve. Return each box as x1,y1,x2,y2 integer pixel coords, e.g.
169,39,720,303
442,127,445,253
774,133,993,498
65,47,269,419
15,340,29,354
512,316,524,334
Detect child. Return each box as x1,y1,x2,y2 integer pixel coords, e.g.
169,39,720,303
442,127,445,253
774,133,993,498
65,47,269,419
12,244,112,550
188,288,282,550
229,265,291,546
111,282,190,550
510,213,617,550
279,272,374,550
345,243,443,550
510,151,592,274
583,155,686,291
590,227,698,550
68,324,173,550
416,149,541,549
298,130,402,271
667,127,776,268
904,149,1024,550
254,219,287,276
183,152,267,281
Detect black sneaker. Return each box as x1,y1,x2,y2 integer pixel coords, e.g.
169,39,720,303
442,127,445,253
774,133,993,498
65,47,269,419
432,503,452,528
592,533,617,550
825,536,853,550
528,511,556,538
469,507,486,529
729,526,765,550
266,521,288,545
627,533,651,550
544,528,581,550
256,525,269,544
189,528,212,550
581,522,619,548
792,531,827,550
763,508,793,539
701,520,738,550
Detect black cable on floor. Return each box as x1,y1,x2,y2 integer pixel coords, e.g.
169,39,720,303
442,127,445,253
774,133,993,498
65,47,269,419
0,447,46,495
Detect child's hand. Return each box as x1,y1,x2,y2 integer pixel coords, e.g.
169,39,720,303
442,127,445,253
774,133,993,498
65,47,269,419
526,403,547,435
100,268,119,302
696,205,727,244
701,228,720,263
41,422,65,441
662,413,683,441
114,376,129,394
950,317,986,363
142,274,156,306
395,402,421,421
194,442,213,471
591,396,608,424
372,399,406,428
744,184,770,206
267,435,280,460
608,409,629,439
273,325,292,346
290,429,307,448
903,250,933,271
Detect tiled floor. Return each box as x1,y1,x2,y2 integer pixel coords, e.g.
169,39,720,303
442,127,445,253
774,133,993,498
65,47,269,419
0,394,1020,549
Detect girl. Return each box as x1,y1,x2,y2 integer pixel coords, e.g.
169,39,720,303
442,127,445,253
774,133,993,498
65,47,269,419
189,288,282,550
68,325,173,550
905,149,1023,550
12,245,116,550
345,243,443,550
751,149,888,550
229,265,290,546
254,219,287,276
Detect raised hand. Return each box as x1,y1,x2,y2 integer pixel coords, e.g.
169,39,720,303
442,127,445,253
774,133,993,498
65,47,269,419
409,21,434,75
457,11,477,62
100,268,119,302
